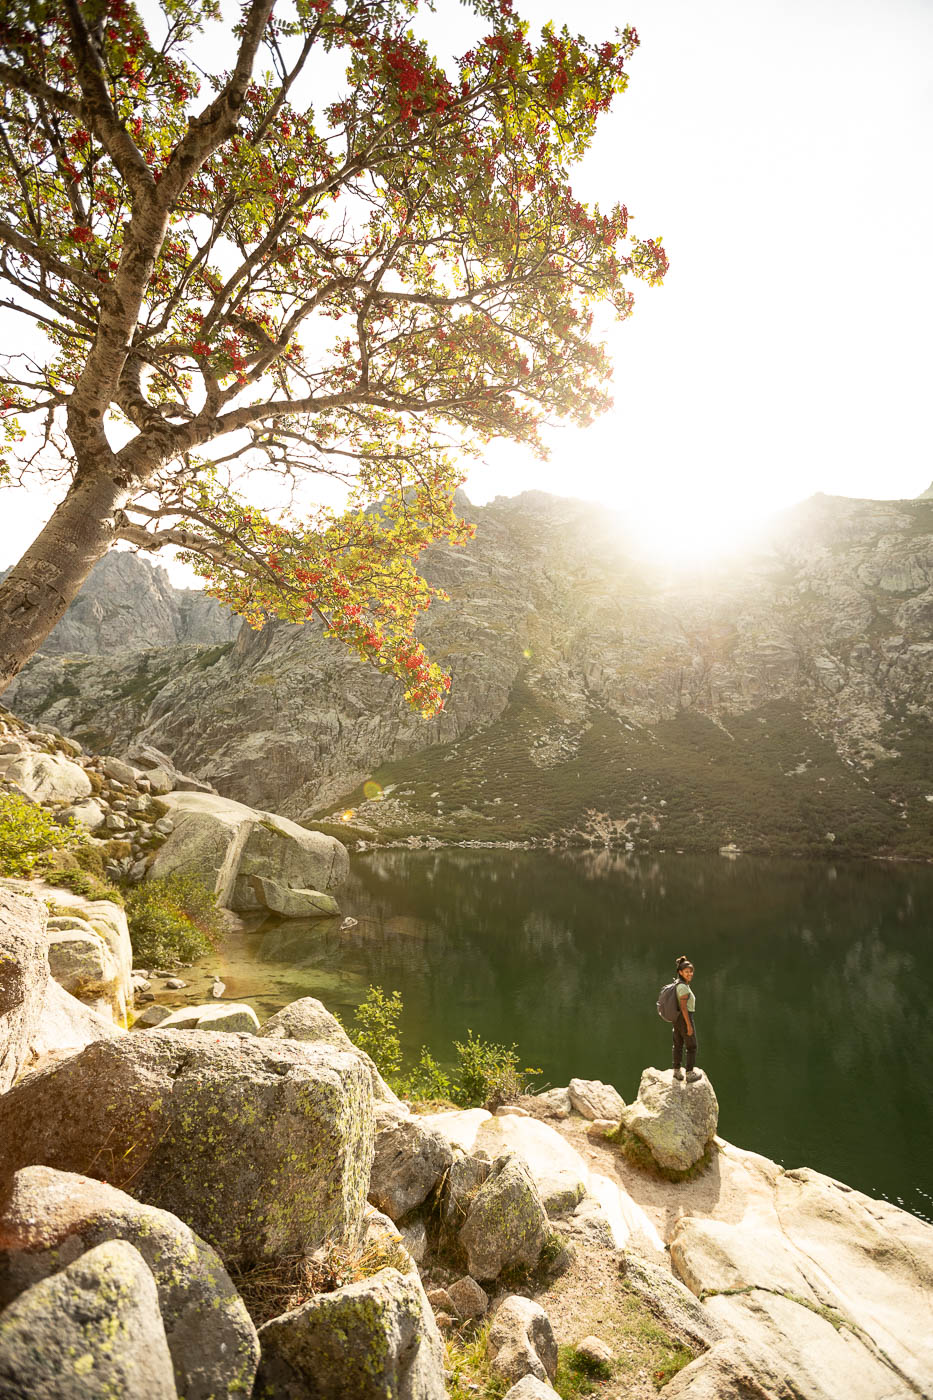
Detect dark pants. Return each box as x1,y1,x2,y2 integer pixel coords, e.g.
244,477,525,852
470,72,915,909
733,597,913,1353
673,1013,697,1071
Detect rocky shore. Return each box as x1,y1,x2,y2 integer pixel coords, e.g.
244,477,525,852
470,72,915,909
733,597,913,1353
2,877,932,1398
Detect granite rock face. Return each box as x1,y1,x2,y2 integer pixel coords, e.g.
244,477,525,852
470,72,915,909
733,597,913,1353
8,491,933,858
255,1266,446,1400
147,791,348,915
258,996,401,1105
0,1030,375,1268
368,1114,454,1223
0,1239,178,1400
618,1067,718,1173
0,1165,259,1400
0,887,49,1091
568,1078,625,1122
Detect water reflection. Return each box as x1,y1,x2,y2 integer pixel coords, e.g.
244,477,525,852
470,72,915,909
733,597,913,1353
179,849,932,1222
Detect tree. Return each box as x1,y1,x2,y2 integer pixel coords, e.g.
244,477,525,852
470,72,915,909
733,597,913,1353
0,0,667,713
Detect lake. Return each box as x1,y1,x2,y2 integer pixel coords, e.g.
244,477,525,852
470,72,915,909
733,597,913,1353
174,849,933,1223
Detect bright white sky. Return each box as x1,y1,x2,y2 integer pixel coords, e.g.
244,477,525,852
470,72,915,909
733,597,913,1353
2,0,932,574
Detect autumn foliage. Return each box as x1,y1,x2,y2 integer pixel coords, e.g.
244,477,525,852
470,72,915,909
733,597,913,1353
0,0,667,712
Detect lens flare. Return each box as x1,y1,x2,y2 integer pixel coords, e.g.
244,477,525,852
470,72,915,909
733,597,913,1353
363,780,383,801
340,809,355,822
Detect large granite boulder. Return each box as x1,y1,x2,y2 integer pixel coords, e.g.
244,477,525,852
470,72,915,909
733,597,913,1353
0,749,92,803
0,1165,259,1399
669,1162,933,1399
0,1030,374,1268
617,1067,718,1173
46,920,122,1019
0,886,49,1091
459,1153,549,1281
255,1266,446,1399
36,888,133,1025
0,1239,177,1399
486,1295,558,1385
28,979,123,1065
259,996,402,1106
568,1078,625,1122
368,1113,454,1223
147,791,348,917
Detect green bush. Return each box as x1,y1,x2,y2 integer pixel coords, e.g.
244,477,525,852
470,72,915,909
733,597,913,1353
350,986,403,1081
452,1029,538,1108
398,1046,453,1103
125,873,222,967
43,865,122,903
0,792,83,877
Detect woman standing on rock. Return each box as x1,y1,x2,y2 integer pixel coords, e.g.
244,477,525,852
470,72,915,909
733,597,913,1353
672,955,701,1083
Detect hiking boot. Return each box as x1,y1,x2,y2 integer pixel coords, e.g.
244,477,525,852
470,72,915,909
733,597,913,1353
686,1069,702,1083
672,1068,684,1081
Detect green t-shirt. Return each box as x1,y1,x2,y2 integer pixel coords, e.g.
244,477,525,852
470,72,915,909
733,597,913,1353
676,981,695,1014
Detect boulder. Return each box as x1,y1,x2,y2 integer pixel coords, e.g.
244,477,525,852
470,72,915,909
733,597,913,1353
0,1030,374,1268
526,1086,572,1119
46,924,121,1017
28,979,123,1064
459,1153,549,1281
568,1078,625,1121
132,1003,173,1028
576,1336,613,1366
399,1216,428,1266
147,791,348,916
0,887,49,1092
0,750,92,803
502,1379,560,1400
101,755,142,785
368,1114,454,1222
0,1165,259,1400
447,1275,488,1319
249,876,340,919
259,996,402,1105
60,798,106,831
486,1295,558,1384
255,1266,446,1400
617,1067,718,1173
438,1152,492,1244
470,1112,587,1219
0,1239,177,1399
158,1002,260,1033
34,887,133,1025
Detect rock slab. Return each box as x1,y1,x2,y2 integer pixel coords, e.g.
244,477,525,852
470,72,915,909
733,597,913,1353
568,1078,626,1121
0,1030,374,1268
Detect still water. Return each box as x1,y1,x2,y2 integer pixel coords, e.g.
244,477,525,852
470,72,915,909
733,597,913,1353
180,850,933,1223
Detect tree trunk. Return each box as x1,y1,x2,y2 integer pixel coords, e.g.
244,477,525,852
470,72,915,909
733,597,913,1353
0,470,130,695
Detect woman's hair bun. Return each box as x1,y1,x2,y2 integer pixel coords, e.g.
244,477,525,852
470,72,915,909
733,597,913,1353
675,953,691,969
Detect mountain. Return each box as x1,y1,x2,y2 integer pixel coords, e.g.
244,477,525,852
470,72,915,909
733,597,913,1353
0,550,239,655
5,491,933,859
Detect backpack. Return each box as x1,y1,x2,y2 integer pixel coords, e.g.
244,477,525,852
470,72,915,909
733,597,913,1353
657,981,681,1022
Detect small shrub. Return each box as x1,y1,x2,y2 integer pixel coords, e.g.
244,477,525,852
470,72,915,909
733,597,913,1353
43,865,122,903
452,1029,539,1109
125,873,221,966
398,1046,453,1103
0,792,82,877
349,986,403,1081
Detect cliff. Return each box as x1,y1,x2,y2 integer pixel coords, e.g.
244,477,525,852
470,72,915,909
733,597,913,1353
6,491,933,858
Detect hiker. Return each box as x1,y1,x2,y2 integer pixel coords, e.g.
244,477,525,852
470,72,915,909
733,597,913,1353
672,954,701,1083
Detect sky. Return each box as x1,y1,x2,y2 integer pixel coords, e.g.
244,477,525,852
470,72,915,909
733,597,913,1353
2,0,932,573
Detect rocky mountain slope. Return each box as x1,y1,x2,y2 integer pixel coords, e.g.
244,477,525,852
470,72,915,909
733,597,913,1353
5,491,933,859
1,550,239,655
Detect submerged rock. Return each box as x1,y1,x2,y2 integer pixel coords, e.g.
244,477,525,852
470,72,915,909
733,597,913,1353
0,1030,374,1268
255,1266,445,1399
0,1239,177,1399
0,1165,259,1400
486,1295,558,1384
618,1067,718,1173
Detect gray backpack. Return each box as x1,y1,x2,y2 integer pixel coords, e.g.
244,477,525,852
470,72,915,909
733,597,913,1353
657,981,680,1022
